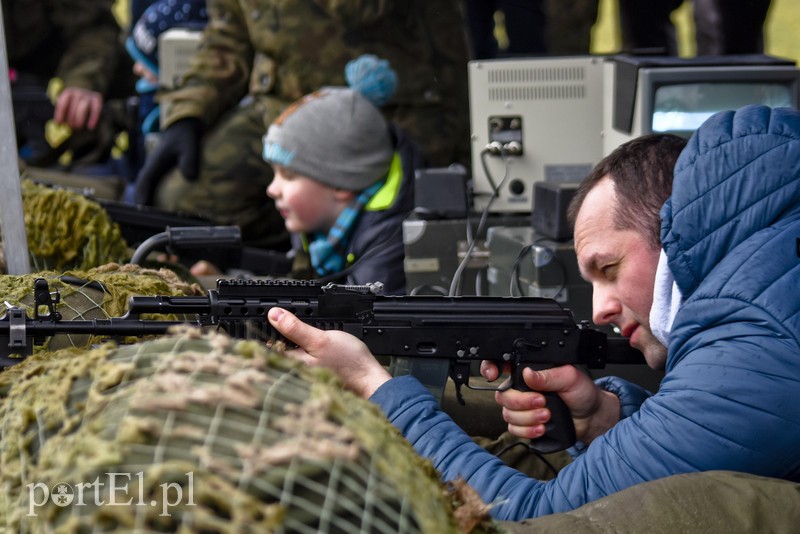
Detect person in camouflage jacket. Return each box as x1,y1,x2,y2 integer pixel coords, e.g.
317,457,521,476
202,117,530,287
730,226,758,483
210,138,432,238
4,0,129,137
132,0,471,250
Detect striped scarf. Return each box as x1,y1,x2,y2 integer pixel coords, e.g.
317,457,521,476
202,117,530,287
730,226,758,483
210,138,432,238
308,179,385,276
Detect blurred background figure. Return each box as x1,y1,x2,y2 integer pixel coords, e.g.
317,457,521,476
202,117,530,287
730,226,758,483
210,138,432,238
130,0,156,26
123,0,208,199
693,0,772,55
465,0,775,60
617,0,773,56
544,0,601,55
4,0,133,168
617,0,683,55
462,0,601,58
462,0,547,58
131,0,471,252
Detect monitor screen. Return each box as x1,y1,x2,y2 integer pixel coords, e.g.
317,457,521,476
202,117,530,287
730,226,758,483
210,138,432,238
652,82,794,133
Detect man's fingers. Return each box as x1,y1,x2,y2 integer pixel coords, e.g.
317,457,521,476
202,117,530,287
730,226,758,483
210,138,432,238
282,347,315,366
53,91,73,124
480,360,510,382
86,95,103,130
521,365,582,393
267,309,320,365
480,360,499,381
53,89,103,131
268,308,321,352
68,97,90,129
267,307,299,339
507,423,546,440
496,387,546,410
503,406,550,427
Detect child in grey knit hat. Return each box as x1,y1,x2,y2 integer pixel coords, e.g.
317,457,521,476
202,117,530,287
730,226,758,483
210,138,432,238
260,55,421,294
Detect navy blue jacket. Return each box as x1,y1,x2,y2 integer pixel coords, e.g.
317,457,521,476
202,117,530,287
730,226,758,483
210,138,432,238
370,105,800,519
344,125,422,295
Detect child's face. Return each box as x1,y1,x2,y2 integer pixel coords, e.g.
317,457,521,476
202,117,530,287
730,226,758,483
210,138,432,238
266,166,353,234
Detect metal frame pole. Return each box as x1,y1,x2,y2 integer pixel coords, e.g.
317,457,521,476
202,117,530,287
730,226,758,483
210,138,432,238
0,3,31,274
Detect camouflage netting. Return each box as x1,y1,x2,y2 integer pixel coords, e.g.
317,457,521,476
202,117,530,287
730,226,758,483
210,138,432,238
0,330,498,533
0,263,204,360
0,179,130,273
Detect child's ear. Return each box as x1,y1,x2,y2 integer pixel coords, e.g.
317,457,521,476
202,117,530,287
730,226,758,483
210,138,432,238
333,189,355,202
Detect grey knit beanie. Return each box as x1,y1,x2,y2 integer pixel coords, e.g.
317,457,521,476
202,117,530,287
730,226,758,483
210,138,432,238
263,55,397,191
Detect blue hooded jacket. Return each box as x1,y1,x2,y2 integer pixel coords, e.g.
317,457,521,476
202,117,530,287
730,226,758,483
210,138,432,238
370,105,800,520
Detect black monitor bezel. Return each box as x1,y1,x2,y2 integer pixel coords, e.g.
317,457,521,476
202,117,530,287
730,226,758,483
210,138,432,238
640,66,800,135
611,54,800,135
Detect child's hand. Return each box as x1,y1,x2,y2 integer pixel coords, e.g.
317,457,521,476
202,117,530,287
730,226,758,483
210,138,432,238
190,260,222,277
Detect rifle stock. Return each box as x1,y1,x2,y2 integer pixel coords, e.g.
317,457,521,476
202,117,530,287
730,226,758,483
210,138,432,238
0,278,645,453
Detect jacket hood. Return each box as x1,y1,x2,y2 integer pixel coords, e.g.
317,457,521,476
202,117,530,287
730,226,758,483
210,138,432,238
660,105,800,297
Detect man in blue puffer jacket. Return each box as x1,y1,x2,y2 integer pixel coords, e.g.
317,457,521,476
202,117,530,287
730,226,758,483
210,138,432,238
266,104,800,520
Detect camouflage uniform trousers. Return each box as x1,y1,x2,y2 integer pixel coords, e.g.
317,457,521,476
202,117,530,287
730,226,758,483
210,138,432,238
154,95,289,250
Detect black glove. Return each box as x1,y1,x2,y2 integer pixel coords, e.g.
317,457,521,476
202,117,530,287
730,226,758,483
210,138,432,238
133,117,203,206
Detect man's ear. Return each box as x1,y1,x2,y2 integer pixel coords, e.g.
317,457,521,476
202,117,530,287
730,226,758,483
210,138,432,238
333,189,355,202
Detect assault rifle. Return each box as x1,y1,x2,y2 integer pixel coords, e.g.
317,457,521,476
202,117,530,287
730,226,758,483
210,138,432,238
0,278,645,453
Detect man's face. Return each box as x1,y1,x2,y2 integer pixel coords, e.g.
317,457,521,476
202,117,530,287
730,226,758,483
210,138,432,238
574,177,667,369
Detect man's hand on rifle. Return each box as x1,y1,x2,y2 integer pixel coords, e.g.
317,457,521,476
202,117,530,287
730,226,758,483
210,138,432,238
480,362,621,445
267,307,391,399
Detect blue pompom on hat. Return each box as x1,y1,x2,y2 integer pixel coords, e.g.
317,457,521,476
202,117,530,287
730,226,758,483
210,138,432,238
345,54,398,108
262,55,398,192
125,0,208,81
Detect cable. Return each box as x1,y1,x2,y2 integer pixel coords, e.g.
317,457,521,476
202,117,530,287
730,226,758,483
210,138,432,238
409,284,449,296
130,231,170,265
508,238,568,299
508,243,537,297
448,146,511,297
493,440,560,478
474,266,487,296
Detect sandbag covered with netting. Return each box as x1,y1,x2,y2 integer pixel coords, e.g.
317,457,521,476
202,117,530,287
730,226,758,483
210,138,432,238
0,263,204,360
0,179,129,273
0,330,498,533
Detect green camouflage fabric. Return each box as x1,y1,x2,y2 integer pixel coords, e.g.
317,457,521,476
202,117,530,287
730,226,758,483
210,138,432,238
0,331,500,533
0,179,129,274
154,0,471,246
3,0,124,94
0,264,204,357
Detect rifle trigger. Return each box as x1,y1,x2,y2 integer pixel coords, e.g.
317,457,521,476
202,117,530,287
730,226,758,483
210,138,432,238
454,383,466,406
514,338,542,352
450,362,471,406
